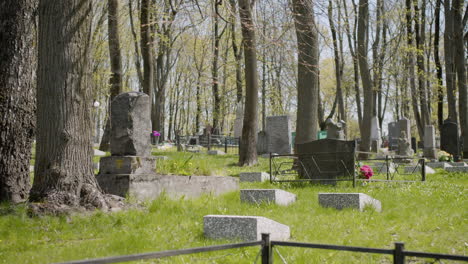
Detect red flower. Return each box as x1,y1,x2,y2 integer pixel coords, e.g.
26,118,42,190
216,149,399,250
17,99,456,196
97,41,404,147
360,165,374,179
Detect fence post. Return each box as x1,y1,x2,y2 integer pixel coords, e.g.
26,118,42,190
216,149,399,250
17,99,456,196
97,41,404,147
225,137,228,153
261,233,272,264
386,155,390,180
393,242,405,264
421,159,426,181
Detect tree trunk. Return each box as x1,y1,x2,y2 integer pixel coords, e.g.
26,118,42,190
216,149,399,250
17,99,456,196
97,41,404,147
238,0,258,166
444,0,457,122
212,0,221,132
140,0,154,102
31,0,109,212
434,0,444,132
0,0,37,203
293,0,320,144
99,0,123,152
357,0,373,155
228,0,243,104
128,0,143,89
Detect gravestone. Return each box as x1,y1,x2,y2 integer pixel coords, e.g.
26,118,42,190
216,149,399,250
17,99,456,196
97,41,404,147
239,172,270,182
204,215,290,241
403,165,435,174
423,125,437,159
397,131,414,157
318,193,382,212
266,115,292,154
445,166,468,173
257,131,268,154
233,102,243,138
426,162,452,169
388,122,400,150
398,117,411,143
370,116,381,152
240,189,296,206
296,139,355,184
441,120,460,161
325,119,345,140
411,137,417,153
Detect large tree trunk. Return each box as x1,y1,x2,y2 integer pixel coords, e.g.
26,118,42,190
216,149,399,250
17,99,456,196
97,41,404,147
211,0,221,132
238,0,258,166
99,0,123,152
357,0,373,155
444,0,458,122
31,0,109,212
434,0,444,132
0,0,37,203
293,0,319,144
228,0,243,104
140,0,154,102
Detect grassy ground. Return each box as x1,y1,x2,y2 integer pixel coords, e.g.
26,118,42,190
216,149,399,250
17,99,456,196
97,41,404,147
1,148,467,263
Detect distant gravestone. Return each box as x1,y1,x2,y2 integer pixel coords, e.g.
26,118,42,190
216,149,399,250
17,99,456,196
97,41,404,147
370,117,381,152
296,139,355,184
398,117,411,143
233,102,243,138
388,122,400,150
423,125,437,159
239,172,270,182
397,131,414,158
266,115,291,154
325,119,345,140
441,119,460,161
240,189,296,206
318,193,382,212
110,92,152,157
257,131,268,154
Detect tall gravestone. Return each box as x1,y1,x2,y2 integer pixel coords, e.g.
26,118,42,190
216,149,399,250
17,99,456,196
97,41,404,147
233,102,243,138
266,115,291,154
97,92,157,195
398,117,411,142
370,116,381,152
388,122,400,150
423,125,437,159
441,119,460,161
257,131,268,154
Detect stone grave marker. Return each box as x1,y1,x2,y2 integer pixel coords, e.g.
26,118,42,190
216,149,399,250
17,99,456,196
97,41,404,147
318,193,381,212
388,121,400,150
445,166,468,173
370,116,381,152
403,165,435,174
204,215,290,241
441,119,460,161
239,172,270,182
426,162,452,169
423,125,437,159
240,189,296,206
257,131,268,154
233,102,243,138
266,115,292,154
325,119,345,140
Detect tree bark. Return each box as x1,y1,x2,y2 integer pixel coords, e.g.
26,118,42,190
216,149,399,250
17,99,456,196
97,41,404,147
293,0,319,144
0,0,37,203
211,0,221,132
228,0,243,104
140,0,154,102
238,0,258,166
444,0,458,122
99,0,124,152
31,0,109,212
434,0,444,132
357,0,373,155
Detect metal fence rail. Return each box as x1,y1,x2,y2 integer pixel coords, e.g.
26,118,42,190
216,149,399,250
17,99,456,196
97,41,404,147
55,234,468,264
176,135,240,155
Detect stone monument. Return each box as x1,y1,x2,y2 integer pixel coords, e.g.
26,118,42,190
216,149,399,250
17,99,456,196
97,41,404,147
233,102,243,138
266,115,292,154
397,131,414,158
388,121,400,150
325,119,345,140
423,125,437,160
441,119,460,161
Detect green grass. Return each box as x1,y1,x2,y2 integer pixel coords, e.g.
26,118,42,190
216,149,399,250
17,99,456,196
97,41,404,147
1,149,467,263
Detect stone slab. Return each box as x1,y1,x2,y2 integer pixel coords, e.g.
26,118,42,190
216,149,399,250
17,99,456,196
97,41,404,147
445,166,468,173
99,156,156,175
96,174,239,200
204,215,290,241
426,162,452,169
318,193,382,212
239,172,270,182
240,189,296,206
208,150,226,155
403,165,435,174
448,162,467,167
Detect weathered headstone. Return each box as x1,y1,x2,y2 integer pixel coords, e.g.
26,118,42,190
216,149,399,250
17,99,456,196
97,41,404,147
370,116,381,152
266,115,292,154
233,102,244,138
239,172,270,182
426,162,452,169
296,139,355,184
397,131,414,157
423,125,437,159
388,122,400,150
398,117,411,143
318,193,382,212
240,189,296,206
325,119,345,140
204,215,290,241
441,119,460,161
403,165,435,174
257,131,268,154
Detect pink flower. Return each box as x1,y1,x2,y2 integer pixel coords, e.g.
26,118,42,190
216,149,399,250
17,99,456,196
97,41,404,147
152,131,161,137
360,165,373,179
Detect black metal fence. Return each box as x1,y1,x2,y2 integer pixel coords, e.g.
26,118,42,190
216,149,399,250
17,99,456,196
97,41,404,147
176,135,240,155
268,152,427,186
56,233,468,264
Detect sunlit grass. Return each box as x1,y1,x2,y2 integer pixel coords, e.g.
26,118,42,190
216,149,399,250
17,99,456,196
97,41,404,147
1,149,467,263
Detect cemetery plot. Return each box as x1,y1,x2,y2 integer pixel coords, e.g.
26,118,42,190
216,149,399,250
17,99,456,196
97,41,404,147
357,155,428,182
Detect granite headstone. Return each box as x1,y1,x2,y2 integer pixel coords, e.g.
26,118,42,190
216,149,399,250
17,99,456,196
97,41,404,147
441,119,460,161
266,115,292,154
